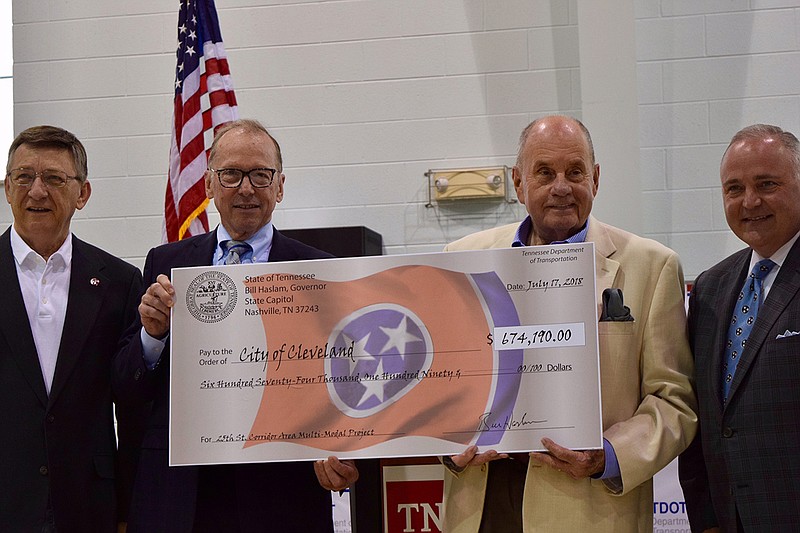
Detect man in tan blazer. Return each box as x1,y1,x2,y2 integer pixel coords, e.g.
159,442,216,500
441,115,697,533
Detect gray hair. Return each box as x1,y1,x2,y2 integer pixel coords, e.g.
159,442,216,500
515,115,595,170
724,124,800,174
7,125,88,182
207,119,283,172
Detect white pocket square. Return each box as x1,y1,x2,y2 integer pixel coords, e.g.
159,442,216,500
776,329,800,339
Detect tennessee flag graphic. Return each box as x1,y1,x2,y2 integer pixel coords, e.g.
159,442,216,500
244,265,522,453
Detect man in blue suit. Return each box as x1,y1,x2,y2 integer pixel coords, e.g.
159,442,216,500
1,125,144,532
680,124,800,531
114,119,358,532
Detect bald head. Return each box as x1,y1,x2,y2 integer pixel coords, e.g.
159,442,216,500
512,115,600,245
516,116,595,173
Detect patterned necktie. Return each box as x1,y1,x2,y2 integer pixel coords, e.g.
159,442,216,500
222,240,252,265
722,258,776,400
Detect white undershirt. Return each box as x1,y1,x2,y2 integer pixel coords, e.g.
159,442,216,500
11,227,72,395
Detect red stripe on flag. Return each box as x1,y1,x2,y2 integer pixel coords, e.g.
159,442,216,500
208,88,234,109
204,56,221,77
173,96,185,153
181,91,202,125
177,178,209,220
164,176,180,242
217,57,231,76
180,135,206,171
202,110,213,132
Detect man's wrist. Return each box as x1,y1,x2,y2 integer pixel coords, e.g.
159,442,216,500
442,456,466,473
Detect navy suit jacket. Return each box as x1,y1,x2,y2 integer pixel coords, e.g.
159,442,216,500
113,228,336,533
679,237,800,532
0,228,144,532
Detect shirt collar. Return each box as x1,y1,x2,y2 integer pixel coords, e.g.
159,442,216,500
750,228,800,270
512,215,589,247
215,222,274,264
10,226,72,270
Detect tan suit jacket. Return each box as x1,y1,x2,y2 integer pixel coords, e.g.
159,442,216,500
442,217,697,533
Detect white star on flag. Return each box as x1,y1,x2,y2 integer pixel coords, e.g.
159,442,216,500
379,316,423,358
357,358,386,407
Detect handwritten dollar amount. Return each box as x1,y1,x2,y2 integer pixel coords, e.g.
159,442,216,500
492,322,585,350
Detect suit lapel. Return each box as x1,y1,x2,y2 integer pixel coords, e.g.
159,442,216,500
586,218,620,320
267,228,295,263
727,241,800,403
48,237,108,406
0,228,48,406
192,229,218,266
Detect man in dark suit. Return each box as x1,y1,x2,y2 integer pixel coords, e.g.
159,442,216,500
679,123,800,532
1,125,144,532
114,119,358,533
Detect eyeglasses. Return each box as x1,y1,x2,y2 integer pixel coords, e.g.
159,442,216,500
209,167,277,188
6,168,80,188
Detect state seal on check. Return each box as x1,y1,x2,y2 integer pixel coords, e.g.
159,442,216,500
186,271,238,323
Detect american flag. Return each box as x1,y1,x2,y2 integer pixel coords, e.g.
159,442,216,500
164,0,238,242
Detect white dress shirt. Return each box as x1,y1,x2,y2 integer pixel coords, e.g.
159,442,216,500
11,227,72,395
749,229,800,302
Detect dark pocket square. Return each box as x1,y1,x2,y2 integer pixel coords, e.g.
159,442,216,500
600,288,634,322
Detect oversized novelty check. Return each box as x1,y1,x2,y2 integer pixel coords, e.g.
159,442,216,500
169,244,602,466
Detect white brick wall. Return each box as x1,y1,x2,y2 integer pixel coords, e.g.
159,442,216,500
636,1,800,278
7,0,799,280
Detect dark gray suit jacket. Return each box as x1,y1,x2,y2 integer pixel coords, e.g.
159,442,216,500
0,228,144,532
113,228,336,533
680,237,800,532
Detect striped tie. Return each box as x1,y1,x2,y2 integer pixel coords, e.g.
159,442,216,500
222,240,252,265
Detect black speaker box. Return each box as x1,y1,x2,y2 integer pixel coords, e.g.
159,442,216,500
281,226,383,258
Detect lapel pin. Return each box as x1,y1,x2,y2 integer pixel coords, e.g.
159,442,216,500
90,277,101,286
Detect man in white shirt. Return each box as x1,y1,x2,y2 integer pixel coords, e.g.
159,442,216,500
0,125,144,532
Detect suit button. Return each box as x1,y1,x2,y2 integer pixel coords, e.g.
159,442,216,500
134,368,143,380
39,466,48,476
722,427,734,438
47,414,55,423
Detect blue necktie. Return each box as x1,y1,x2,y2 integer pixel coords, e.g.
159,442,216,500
722,258,776,400
222,240,252,265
